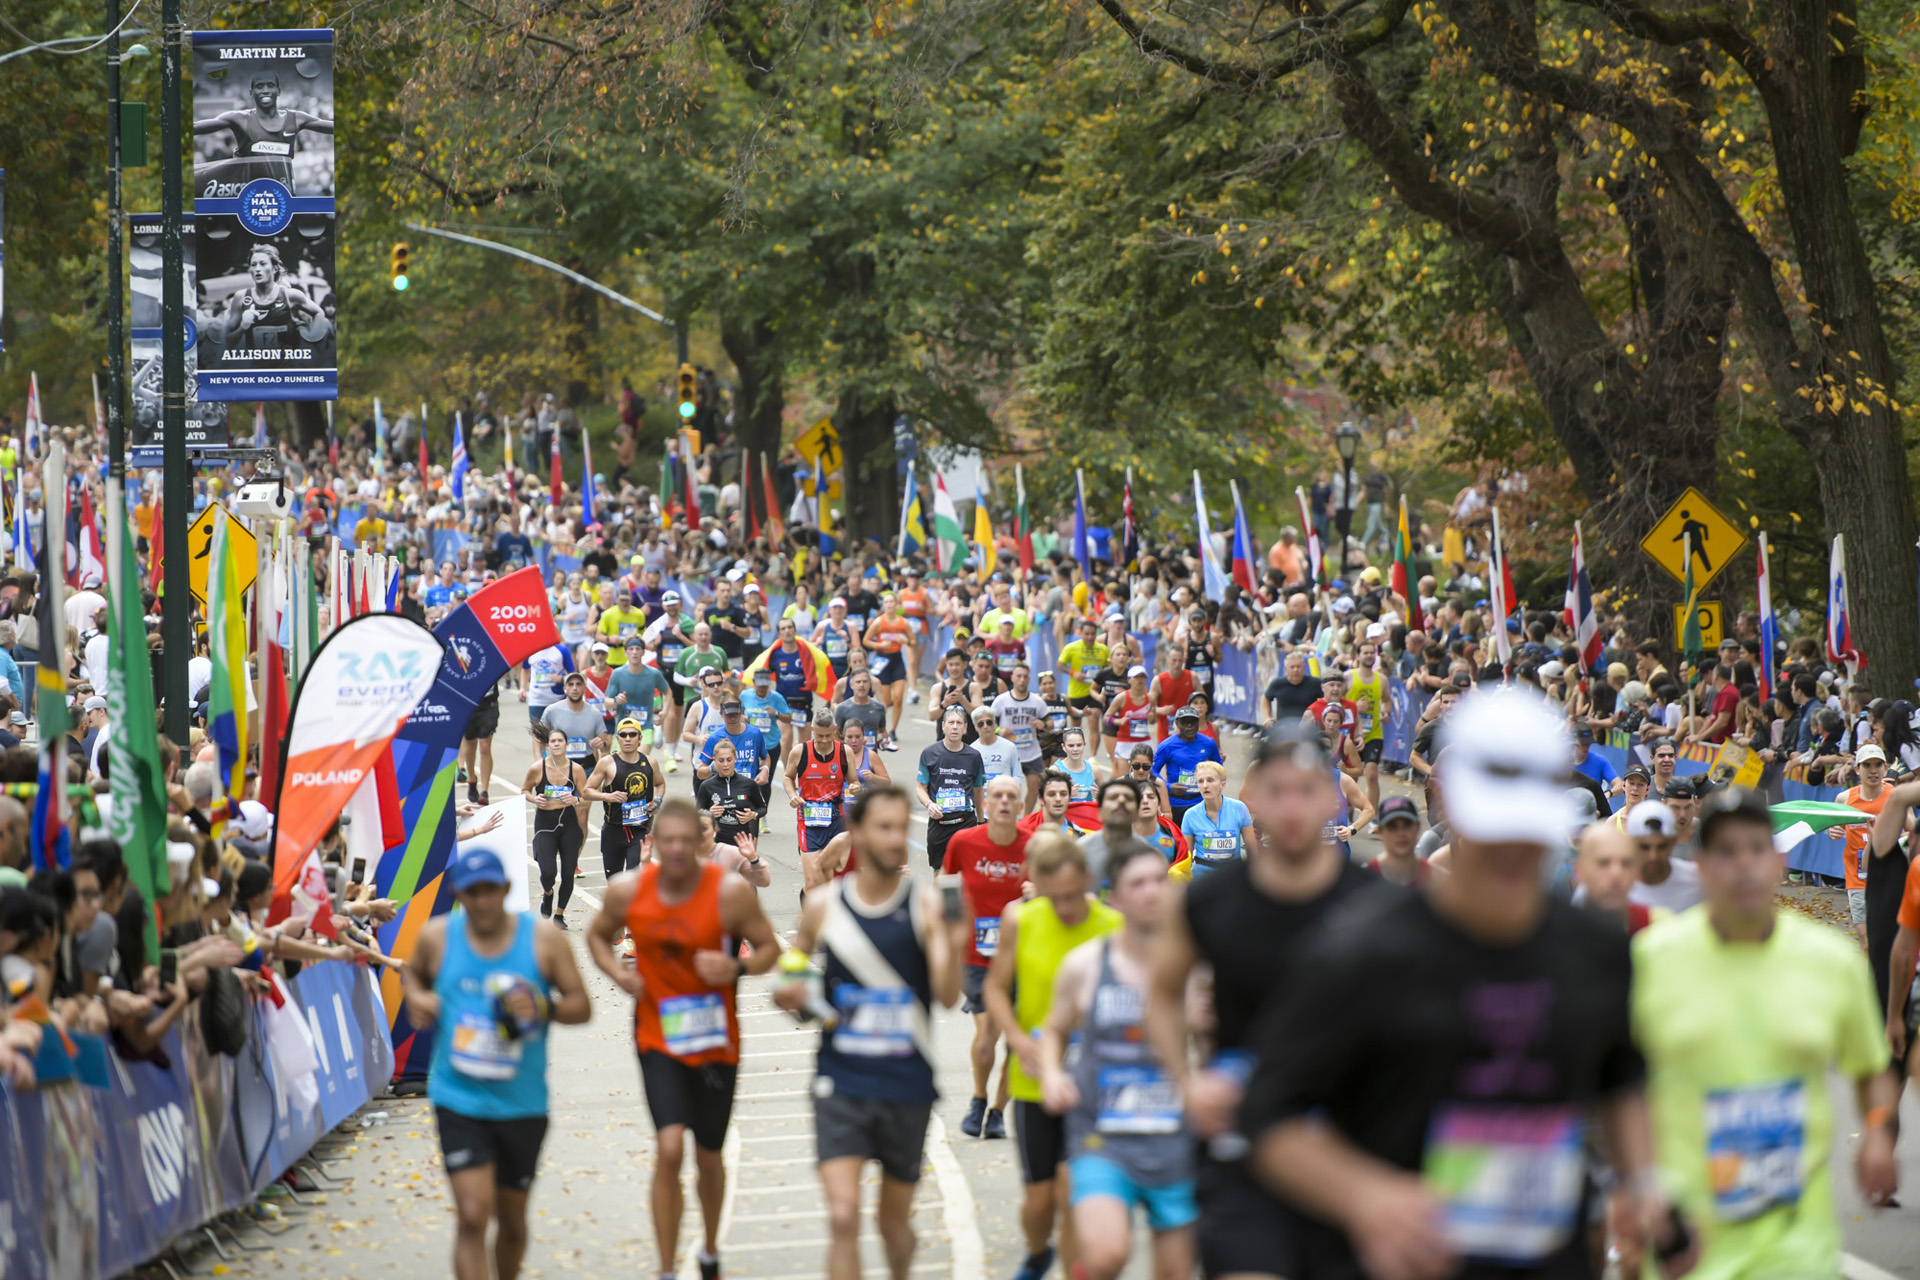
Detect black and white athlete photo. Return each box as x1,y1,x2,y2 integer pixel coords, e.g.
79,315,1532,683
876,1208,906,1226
191,35,335,199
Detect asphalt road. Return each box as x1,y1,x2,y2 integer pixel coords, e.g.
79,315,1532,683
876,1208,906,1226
205,682,1920,1280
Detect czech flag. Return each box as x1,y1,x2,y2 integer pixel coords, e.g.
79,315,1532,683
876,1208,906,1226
1757,533,1777,691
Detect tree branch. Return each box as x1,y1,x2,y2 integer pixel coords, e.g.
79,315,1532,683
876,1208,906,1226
1579,0,1770,87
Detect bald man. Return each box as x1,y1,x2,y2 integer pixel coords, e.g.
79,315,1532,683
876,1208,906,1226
1573,822,1650,935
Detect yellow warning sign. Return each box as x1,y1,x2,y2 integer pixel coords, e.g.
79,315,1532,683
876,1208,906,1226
1641,487,1746,590
792,417,842,502
187,503,259,605
1673,600,1723,652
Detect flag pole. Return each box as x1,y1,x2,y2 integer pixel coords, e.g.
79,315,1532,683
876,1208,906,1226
1685,530,1695,729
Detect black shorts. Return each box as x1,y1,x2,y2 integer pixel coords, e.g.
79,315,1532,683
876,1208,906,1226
1359,739,1384,765
925,816,976,872
1020,757,1048,778
601,823,649,875
1196,1153,1303,1278
801,812,845,853
870,653,908,686
962,962,990,1015
463,694,501,742
434,1106,549,1191
1069,695,1103,712
637,1051,737,1152
813,1086,932,1184
1014,1099,1067,1184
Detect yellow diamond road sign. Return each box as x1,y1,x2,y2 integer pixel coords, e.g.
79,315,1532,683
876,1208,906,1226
792,416,842,502
1640,487,1746,590
187,503,259,605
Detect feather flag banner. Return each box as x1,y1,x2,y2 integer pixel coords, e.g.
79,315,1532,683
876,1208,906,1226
1757,532,1777,693
30,444,69,872
1193,471,1229,604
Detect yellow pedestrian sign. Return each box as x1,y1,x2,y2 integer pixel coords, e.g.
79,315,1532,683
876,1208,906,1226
792,417,842,502
1673,600,1723,651
1641,488,1746,590
187,504,258,605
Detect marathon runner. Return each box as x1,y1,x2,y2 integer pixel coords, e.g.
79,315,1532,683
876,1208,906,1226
1057,617,1110,753
402,846,591,1280
916,705,986,873
674,624,730,766
991,661,1051,812
1573,821,1651,933
523,729,588,927
788,708,854,859
1149,645,1196,744
1151,705,1224,824
766,617,816,723
1636,787,1898,1275
607,638,672,752
583,717,660,880
1177,760,1255,876
969,704,1022,787
586,798,781,1280
1036,670,1073,744
898,571,932,698
741,665,794,779
985,831,1123,1280
538,671,605,778
774,785,967,1280
1346,639,1387,814
1239,691,1663,1280
1360,794,1427,886
1078,776,1142,889
945,775,1030,1140
1057,727,1103,803
813,596,859,681
1037,842,1195,1280
863,593,915,751
1104,665,1155,774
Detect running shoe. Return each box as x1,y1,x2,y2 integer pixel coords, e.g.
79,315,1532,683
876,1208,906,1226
960,1096,987,1138
698,1253,723,1280
665,756,680,773
1013,1244,1054,1280
617,935,636,960
983,1108,1006,1140
554,915,570,931
540,893,553,919
908,688,921,704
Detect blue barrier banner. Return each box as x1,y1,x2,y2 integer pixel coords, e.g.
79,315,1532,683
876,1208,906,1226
430,528,470,566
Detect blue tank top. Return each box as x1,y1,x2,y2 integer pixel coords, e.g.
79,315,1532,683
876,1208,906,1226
816,876,936,1104
1324,764,1351,861
427,910,551,1120
1063,761,1098,803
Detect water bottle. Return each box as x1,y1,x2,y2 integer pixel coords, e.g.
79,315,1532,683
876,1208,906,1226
777,949,837,1027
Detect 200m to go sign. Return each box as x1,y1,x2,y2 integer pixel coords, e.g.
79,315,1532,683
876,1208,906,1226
490,605,545,632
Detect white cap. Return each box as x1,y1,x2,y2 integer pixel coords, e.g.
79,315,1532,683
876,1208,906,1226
1436,688,1575,847
1623,799,1677,838
1538,660,1565,679
234,799,272,841
1365,622,1388,640
726,568,745,582
1856,743,1888,764
830,597,848,609
1331,597,1356,615
201,877,224,899
166,841,198,869
1127,664,1148,678
744,582,762,595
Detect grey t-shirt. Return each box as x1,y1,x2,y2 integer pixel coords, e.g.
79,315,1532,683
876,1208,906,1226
991,692,1050,763
540,701,605,764
834,697,888,739
971,735,1023,783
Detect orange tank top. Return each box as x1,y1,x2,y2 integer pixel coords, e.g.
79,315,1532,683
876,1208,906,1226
625,862,738,1064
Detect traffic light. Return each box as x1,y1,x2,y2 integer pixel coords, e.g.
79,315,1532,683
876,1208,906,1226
677,363,697,420
390,242,410,291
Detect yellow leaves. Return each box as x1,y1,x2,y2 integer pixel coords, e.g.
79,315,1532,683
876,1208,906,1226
1192,270,1207,285
1254,296,1265,309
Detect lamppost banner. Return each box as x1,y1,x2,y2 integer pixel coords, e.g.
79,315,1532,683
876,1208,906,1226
129,212,228,454
190,28,337,401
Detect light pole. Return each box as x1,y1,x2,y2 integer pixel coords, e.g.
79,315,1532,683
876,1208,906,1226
160,0,189,739
1334,420,1361,577
105,4,147,490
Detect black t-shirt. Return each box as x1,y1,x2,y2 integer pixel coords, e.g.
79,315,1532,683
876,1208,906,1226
582,547,619,578
706,603,750,661
844,588,881,623
1187,858,1382,1052
1866,838,1912,1014
1241,891,1642,1280
1264,673,1320,724
696,773,766,835
918,742,987,823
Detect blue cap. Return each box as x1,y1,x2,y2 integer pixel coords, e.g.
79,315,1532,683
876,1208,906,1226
1475,598,1489,609
449,847,508,892
1506,618,1522,633
1330,579,1348,593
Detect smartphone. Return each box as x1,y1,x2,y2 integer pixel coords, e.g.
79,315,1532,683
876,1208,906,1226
159,948,178,986
936,873,964,923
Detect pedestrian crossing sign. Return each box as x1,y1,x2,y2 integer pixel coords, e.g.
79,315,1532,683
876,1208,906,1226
1641,488,1745,590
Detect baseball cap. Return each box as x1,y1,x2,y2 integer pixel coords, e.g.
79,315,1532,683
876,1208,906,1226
751,666,772,681
1856,744,1888,764
1448,671,1472,689
83,695,107,712
563,670,586,683
615,718,645,734
1662,777,1695,801
1331,597,1356,615
234,799,272,841
449,846,509,892
1377,795,1421,827
726,568,745,582
1330,579,1348,593
1574,726,1594,743
1623,764,1651,784
662,590,681,605
591,641,610,653
1435,688,1574,846
744,583,762,595
1365,623,1388,641
1127,664,1148,678
1538,660,1565,680
830,597,848,609
1360,566,1382,585
1624,800,1676,838
1173,706,1200,723
722,700,745,714
166,841,198,871
1696,786,1771,846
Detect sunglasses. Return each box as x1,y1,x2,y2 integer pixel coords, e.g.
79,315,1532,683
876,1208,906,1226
1129,762,1151,771
617,731,640,739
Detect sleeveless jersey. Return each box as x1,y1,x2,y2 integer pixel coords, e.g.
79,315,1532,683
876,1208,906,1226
1067,939,1192,1186
1154,670,1195,742
533,758,578,835
427,910,550,1120
1348,668,1386,742
1063,761,1099,803
606,753,658,831
625,862,738,1065
237,287,297,351
1008,894,1122,1102
1185,636,1214,689
797,742,849,831
816,875,935,1103
1116,692,1153,744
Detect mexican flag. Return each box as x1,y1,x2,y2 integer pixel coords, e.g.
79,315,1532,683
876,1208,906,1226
932,474,965,573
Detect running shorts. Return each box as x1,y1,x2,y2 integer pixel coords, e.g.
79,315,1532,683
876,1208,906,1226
1014,1099,1067,1184
434,1107,549,1191
638,1052,737,1152
813,1086,932,1185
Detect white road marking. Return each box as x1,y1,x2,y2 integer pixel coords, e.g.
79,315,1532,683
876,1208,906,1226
926,1111,986,1280
1843,1255,1905,1280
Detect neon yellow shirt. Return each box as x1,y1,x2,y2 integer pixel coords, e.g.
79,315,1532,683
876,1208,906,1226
1632,909,1888,1280
1057,640,1110,700
596,606,648,665
1347,667,1386,743
1008,894,1120,1102
980,607,1032,641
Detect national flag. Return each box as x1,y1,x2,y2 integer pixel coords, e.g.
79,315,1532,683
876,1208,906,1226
1228,480,1256,592
449,413,469,506
105,477,171,961
373,397,387,470
814,451,835,559
897,466,924,556
1488,506,1512,666
10,465,31,572
932,474,965,573
682,433,702,523
30,447,69,872
24,372,41,460
549,420,563,507
1565,521,1602,673
1296,487,1322,589
76,485,105,588
580,430,600,529
974,490,997,580
1827,532,1863,671
761,452,785,547
1394,495,1424,633
259,550,291,806
1072,470,1092,584
207,510,250,805
744,638,839,703
1014,465,1033,574
1681,532,1703,668
145,495,161,594
91,373,105,438
1193,471,1229,603
1121,467,1139,574
1757,532,1778,693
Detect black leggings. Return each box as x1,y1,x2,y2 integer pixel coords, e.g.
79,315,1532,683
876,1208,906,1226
602,823,650,879
534,818,583,911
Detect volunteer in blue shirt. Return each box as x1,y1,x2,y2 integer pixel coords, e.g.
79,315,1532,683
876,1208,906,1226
425,561,460,609
401,846,592,1280
696,699,771,786
1572,727,1622,800
1178,761,1256,876
742,666,795,775
1151,705,1225,821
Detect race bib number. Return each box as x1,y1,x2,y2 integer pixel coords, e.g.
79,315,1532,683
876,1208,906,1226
1191,665,1212,687
1705,1080,1806,1222
1197,833,1240,863
1070,778,1095,802
619,622,639,639
544,784,574,801
449,1010,523,1081
1423,1104,1583,1264
1078,663,1099,680
746,627,762,645
868,653,890,676
935,787,970,815
974,917,1000,957
659,993,731,1058
832,987,916,1057
825,635,849,658
803,801,837,827
1175,769,1197,791
995,651,1017,673
622,798,652,825
748,711,774,732
663,643,685,663
567,736,590,757
1048,710,1069,732
1095,1063,1183,1135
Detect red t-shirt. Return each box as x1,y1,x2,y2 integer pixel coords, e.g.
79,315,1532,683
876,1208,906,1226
1153,670,1196,742
1307,697,1361,738
946,824,1031,967
1707,683,1739,743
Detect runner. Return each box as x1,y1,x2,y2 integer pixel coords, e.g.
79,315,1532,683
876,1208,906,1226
1142,720,1379,1280
674,623,730,768
898,571,932,701
916,705,986,872
586,798,782,1280
741,665,794,781
523,728,588,927
773,785,966,1280
813,596,859,682
1573,821,1651,933
1839,744,1893,944
584,718,660,881
1179,607,1219,698
538,672,605,780
1078,776,1142,889
696,697,771,788
1360,794,1427,886
1149,645,1196,744
402,846,591,1280
1636,786,1898,1275
1037,843,1195,1280
1239,692,1664,1280
766,617,817,724
1177,760,1255,877
694,738,767,858
1151,705,1224,824
1623,799,1703,913
1024,770,1084,836
992,661,1051,812
1104,665,1155,774
1346,639,1387,815
788,708,854,857
984,831,1123,1280
1314,704,1374,860
461,681,502,807
523,641,569,733
946,774,1030,1140
1057,727,1103,803
1036,670,1073,744
863,593,915,750
607,637,673,754
1057,617,1111,754
969,704,1023,787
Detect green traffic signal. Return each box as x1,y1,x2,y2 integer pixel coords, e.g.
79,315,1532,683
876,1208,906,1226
393,274,409,291
678,399,696,419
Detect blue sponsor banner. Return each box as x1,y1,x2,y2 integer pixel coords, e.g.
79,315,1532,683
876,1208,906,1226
432,527,471,565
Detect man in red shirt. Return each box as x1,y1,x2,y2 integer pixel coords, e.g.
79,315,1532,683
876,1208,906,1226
946,774,1030,1141
1150,648,1197,743
1305,669,1361,741
1688,662,1740,745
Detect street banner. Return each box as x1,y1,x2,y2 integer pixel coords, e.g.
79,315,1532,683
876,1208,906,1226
191,29,337,401
371,567,558,1081
269,613,443,935
129,212,228,453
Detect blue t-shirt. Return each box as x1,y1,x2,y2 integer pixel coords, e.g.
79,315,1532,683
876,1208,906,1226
700,726,768,778
741,689,793,739
494,531,534,568
1152,734,1225,805
607,664,672,728
1181,798,1253,875
425,583,457,609
1572,749,1619,789
768,643,810,700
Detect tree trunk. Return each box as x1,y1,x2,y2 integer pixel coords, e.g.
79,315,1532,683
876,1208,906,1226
834,385,898,548
290,401,328,452
561,270,600,411
719,314,785,487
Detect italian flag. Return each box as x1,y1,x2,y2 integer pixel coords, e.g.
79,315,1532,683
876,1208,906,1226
932,474,965,573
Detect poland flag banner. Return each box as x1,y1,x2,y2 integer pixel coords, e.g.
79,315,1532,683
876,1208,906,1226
269,613,444,933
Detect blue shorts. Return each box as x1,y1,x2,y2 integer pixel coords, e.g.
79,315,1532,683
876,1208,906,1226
801,813,845,853
1067,1154,1198,1233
